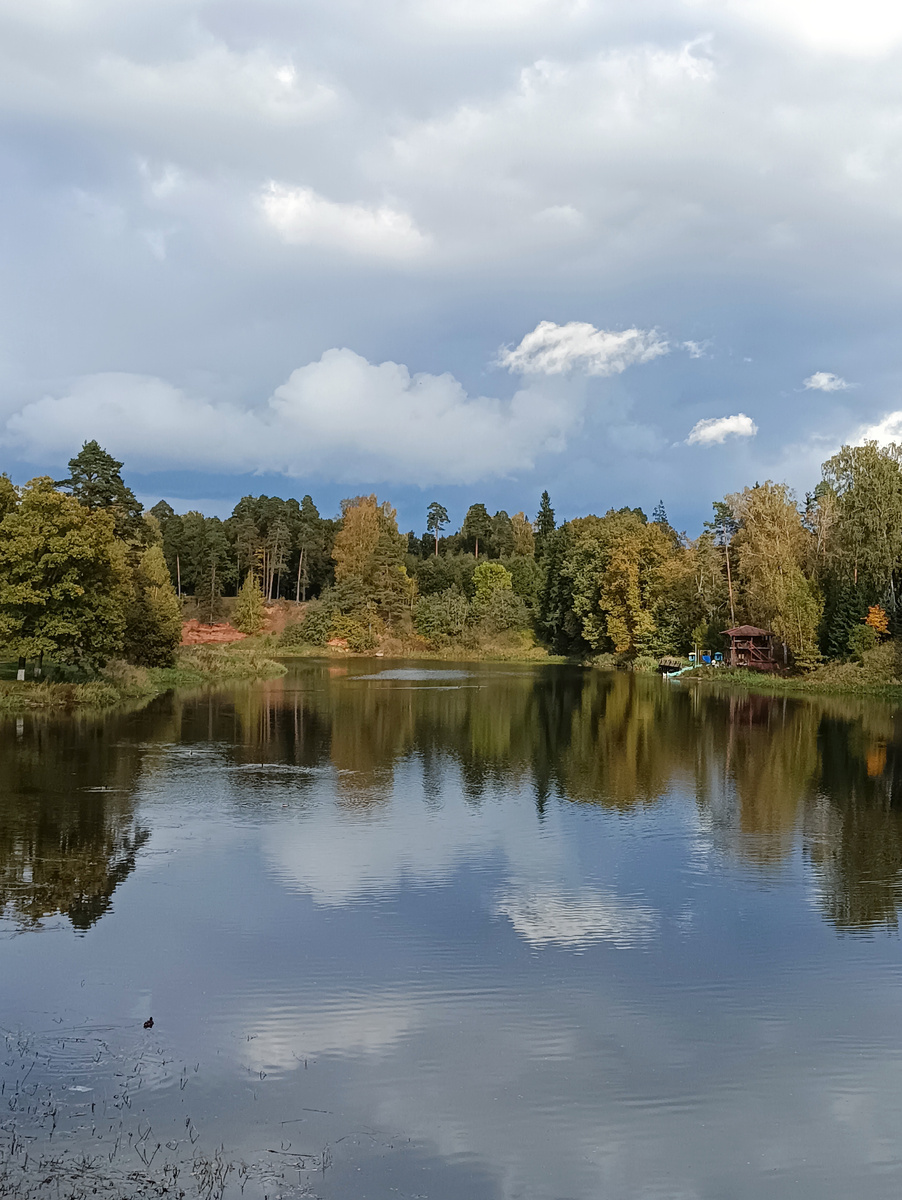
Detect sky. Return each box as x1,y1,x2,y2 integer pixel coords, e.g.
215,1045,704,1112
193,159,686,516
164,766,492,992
2,0,902,535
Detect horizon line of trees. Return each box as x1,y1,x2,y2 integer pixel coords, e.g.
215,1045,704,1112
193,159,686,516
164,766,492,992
2,438,902,670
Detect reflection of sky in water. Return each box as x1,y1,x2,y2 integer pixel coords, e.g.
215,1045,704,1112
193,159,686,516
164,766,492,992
3,662,902,1198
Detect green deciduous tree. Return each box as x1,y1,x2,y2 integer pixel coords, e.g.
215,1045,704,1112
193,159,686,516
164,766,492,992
510,511,535,557
562,509,677,655
473,560,513,600
0,477,128,667
0,475,18,521
507,553,543,607
821,441,902,620
333,495,412,622
727,481,823,669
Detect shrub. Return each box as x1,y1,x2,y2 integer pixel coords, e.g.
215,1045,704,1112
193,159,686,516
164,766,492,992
631,654,660,674
279,620,309,649
414,589,471,643
279,602,334,647
279,605,377,651
473,587,528,634
329,614,377,651
848,623,878,661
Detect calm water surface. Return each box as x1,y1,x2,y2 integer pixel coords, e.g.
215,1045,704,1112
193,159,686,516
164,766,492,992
3,660,902,1198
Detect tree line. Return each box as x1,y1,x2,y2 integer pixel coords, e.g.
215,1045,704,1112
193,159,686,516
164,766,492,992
2,437,902,670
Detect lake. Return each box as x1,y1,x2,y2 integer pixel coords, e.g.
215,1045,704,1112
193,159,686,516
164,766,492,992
3,659,902,1199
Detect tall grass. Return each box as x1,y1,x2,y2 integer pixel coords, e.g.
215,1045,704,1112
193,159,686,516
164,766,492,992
0,644,286,713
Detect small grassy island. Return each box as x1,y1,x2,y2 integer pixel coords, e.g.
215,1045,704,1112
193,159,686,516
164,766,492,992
3,438,902,708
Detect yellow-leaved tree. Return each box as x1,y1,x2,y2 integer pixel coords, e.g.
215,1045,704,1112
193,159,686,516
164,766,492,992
727,481,823,669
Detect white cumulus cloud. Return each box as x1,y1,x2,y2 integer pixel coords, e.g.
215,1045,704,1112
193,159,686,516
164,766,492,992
498,320,669,376
803,371,850,392
855,411,902,446
3,350,583,486
259,182,430,259
694,0,902,56
686,413,758,446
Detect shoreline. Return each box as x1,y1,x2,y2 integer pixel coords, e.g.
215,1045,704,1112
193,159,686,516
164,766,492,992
671,662,902,700
3,639,901,712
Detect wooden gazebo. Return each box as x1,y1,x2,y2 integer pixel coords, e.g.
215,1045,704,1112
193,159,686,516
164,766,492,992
722,625,776,671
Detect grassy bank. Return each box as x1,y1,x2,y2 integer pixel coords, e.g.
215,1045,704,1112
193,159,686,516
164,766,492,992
275,627,567,665
684,643,902,699
0,644,286,712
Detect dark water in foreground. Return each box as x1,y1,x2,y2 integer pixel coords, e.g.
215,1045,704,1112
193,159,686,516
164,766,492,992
3,660,902,1199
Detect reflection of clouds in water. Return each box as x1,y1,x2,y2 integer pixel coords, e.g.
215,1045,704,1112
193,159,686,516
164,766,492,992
237,993,423,1074
496,886,657,949
263,759,565,905
208,971,902,1200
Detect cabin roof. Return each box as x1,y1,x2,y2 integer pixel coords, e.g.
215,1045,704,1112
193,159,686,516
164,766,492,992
722,625,772,638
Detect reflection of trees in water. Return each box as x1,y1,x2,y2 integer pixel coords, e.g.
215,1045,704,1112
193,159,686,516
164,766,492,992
0,712,150,930
562,674,691,809
805,713,902,933
53,662,902,938
714,693,820,866
206,666,590,811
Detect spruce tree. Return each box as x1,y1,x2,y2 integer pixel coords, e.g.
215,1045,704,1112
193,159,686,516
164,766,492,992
535,490,556,557
124,545,183,666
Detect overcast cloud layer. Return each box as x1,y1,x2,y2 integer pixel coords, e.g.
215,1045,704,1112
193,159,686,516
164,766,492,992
3,0,902,527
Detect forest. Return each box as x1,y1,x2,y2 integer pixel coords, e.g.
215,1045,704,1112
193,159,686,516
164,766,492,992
0,437,901,673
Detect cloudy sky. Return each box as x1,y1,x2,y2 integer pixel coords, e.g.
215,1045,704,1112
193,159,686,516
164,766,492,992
2,0,902,533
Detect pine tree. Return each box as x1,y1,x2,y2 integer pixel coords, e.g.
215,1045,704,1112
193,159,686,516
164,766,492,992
461,503,492,558
426,502,450,556
57,441,144,539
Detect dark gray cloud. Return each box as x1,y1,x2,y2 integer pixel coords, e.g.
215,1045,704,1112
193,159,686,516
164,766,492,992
2,0,902,523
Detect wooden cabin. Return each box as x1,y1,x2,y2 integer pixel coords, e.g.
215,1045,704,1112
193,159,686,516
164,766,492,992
722,625,776,671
